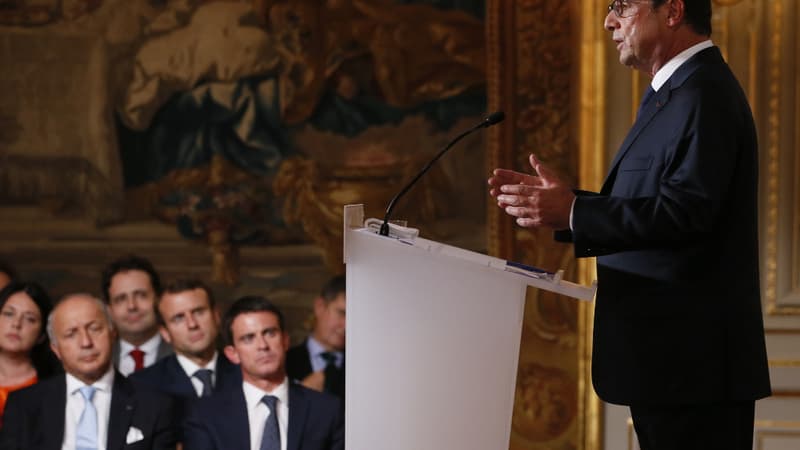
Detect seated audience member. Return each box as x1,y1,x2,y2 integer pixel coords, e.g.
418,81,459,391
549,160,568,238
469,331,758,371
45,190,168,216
0,293,178,449
131,279,240,402
287,275,346,399
183,296,343,450
101,255,172,375
0,282,60,427
0,262,18,290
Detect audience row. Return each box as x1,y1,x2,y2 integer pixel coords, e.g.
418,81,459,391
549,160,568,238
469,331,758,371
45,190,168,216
0,256,346,450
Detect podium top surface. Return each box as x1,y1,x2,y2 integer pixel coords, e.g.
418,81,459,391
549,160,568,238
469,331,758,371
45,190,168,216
343,205,596,301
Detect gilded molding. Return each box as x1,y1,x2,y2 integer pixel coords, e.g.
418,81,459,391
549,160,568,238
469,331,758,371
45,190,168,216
755,429,800,450
764,0,800,315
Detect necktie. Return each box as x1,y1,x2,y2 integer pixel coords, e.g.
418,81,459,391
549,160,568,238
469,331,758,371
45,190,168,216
76,386,97,450
320,352,338,370
194,369,214,397
637,86,656,118
320,352,341,394
129,348,145,371
259,395,280,450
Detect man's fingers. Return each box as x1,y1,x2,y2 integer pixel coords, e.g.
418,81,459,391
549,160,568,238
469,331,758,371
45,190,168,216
491,168,538,185
529,154,559,185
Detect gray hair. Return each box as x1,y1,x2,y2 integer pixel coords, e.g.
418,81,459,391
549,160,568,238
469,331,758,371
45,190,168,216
47,293,115,344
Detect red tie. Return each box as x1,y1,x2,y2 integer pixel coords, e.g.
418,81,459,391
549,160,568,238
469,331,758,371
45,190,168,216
130,348,145,372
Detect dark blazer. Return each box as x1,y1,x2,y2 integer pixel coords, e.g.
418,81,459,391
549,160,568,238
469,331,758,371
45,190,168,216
0,372,178,450
286,340,345,399
129,353,241,400
557,47,771,406
113,338,174,371
183,382,343,450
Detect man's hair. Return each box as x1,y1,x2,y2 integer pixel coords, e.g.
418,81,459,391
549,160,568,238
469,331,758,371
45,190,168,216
222,296,285,346
155,279,215,325
0,260,18,281
100,255,162,303
653,0,711,36
47,293,115,344
320,275,346,304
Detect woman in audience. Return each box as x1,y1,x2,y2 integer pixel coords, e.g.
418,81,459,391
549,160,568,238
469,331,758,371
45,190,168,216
0,281,58,427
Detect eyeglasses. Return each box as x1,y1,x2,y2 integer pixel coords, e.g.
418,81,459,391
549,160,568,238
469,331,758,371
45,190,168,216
607,0,646,18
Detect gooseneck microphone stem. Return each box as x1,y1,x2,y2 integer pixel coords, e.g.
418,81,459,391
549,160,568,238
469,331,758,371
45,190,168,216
379,111,505,236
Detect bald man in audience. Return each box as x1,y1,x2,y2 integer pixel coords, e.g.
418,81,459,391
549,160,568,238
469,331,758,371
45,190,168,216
0,293,178,449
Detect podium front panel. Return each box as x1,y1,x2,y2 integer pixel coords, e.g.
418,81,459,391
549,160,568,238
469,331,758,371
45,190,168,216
345,230,526,450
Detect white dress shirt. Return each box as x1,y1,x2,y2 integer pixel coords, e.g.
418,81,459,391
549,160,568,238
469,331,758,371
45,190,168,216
62,367,115,450
569,40,715,230
118,334,163,376
176,352,218,397
243,378,289,450
306,336,344,372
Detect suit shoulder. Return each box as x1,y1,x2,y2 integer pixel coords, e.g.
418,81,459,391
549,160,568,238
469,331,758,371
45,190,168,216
287,342,308,358
7,375,61,403
290,383,340,409
129,355,174,382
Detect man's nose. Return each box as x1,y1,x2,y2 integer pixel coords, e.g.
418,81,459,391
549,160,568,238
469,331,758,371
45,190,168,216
126,297,138,310
79,329,94,348
604,10,618,31
186,314,198,329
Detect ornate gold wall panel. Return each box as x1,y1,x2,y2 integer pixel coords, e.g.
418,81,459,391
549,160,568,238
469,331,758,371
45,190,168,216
487,1,599,449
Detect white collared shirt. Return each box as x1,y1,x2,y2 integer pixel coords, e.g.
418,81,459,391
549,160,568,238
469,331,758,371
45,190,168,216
243,378,289,450
650,40,714,91
306,336,343,372
118,334,162,376
175,352,218,397
62,367,115,450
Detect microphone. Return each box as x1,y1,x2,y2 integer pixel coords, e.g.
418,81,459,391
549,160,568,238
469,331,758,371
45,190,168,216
379,111,505,236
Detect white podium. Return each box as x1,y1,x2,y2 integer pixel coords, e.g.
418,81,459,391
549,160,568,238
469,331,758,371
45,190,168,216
343,205,595,450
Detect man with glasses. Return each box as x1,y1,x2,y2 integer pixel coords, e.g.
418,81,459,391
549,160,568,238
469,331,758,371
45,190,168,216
489,1,771,448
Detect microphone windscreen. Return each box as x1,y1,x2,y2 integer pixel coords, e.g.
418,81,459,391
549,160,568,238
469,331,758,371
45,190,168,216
485,111,505,126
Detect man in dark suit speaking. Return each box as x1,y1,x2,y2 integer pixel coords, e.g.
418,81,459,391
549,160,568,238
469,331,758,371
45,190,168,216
488,0,771,448
183,296,343,450
0,293,178,449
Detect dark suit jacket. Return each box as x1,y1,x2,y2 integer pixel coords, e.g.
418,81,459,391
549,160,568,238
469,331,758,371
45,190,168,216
0,371,178,450
113,338,174,371
286,340,345,399
183,382,343,450
129,353,241,400
557,47,771,405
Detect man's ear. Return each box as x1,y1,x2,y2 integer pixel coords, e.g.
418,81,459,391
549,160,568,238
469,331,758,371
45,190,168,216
50,341,62,361
666,0,685,27
313,297,326,317
159,326,172,344
223,345,240,364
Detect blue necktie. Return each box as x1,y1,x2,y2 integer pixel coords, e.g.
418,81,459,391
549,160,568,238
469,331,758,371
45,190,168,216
76,386,98,450
259,395,280,450
637,86,656,118
194,369,214,397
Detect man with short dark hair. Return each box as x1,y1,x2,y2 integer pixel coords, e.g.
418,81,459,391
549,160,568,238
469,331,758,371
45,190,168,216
1,293,178,449
286,275,346,399
130,279,240,403
489,1,771,448
101,255,172,375
183,295,343,450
